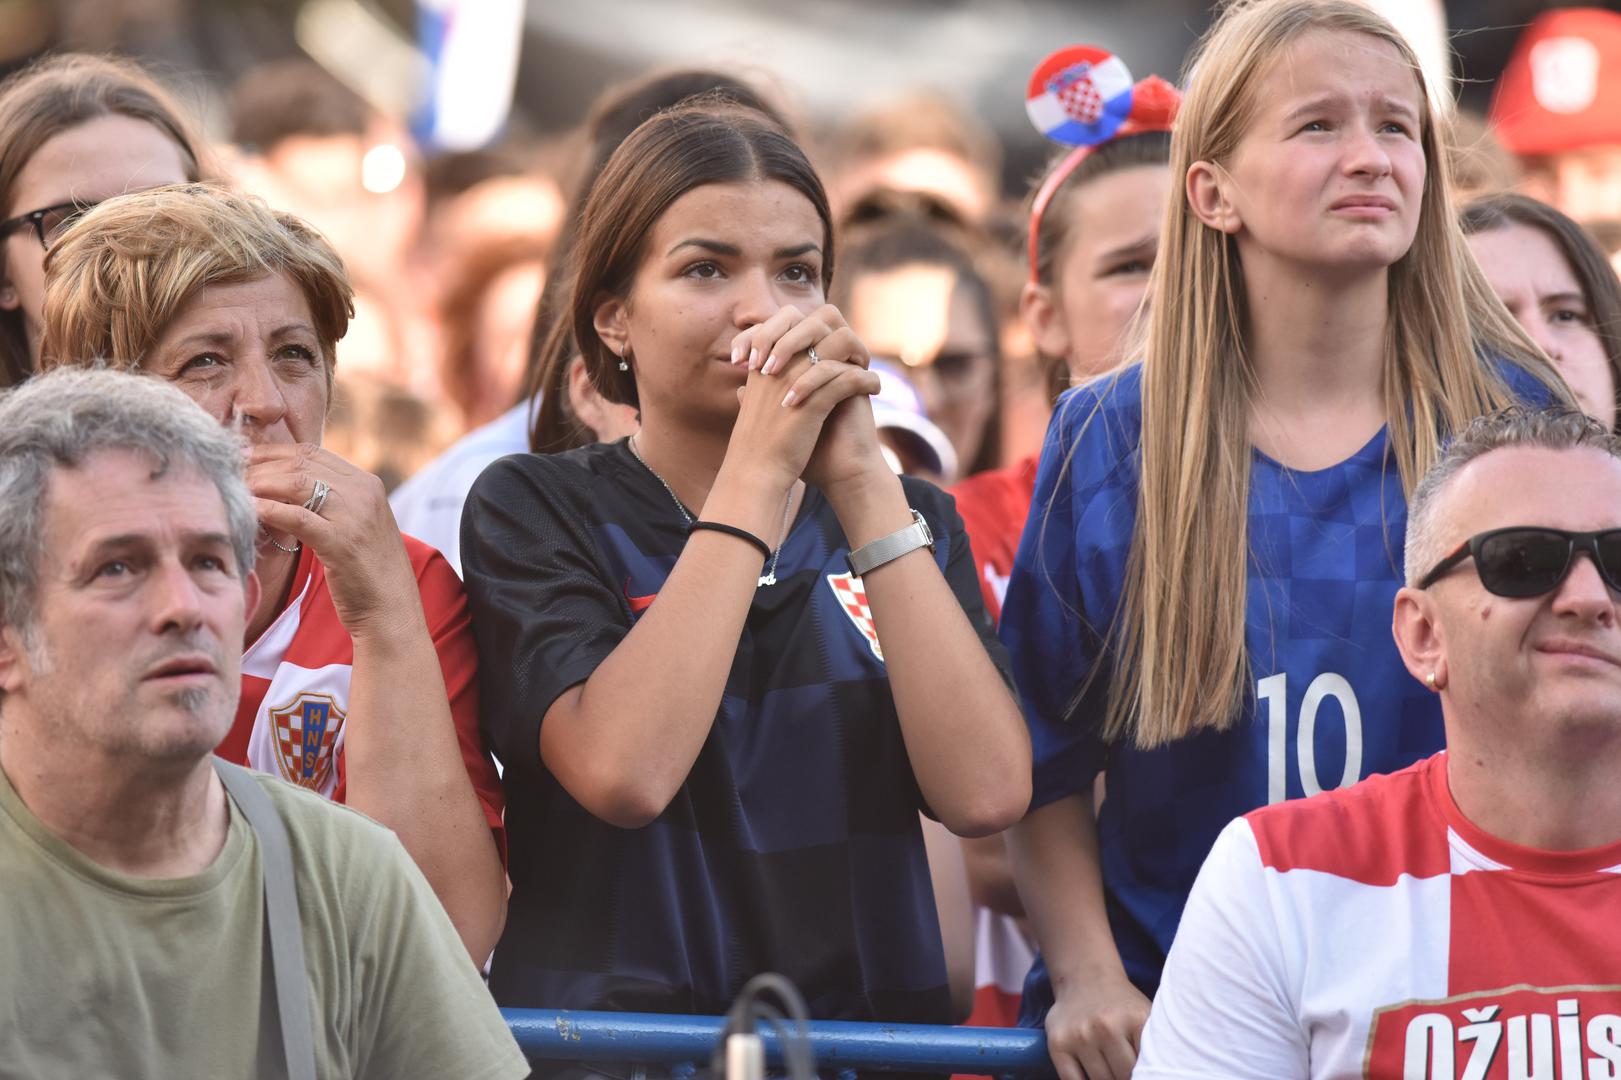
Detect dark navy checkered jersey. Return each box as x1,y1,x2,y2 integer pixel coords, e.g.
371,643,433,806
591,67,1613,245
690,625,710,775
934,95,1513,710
1001,361,1553,1013
462,438,1006,1021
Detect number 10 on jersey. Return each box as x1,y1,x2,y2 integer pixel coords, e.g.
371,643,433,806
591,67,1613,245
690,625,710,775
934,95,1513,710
1258,672,1365,805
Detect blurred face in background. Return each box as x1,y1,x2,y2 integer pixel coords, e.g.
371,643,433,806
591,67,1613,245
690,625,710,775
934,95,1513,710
423,174,564,270
1025,163,1172,383
1469,222,1615,426
1,115,189,356
1523,146,1621,228
846,262,998,471
834,148,995,227
239,120,424,294
465,258,545,428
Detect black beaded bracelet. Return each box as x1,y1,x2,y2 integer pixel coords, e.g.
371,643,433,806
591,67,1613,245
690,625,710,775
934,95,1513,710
689,520,771,560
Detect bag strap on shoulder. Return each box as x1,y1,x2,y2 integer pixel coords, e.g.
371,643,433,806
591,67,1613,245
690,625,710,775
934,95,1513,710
213,759,318,1080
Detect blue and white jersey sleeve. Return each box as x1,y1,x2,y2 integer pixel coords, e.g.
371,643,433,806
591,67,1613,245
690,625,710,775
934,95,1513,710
999,366,1145,811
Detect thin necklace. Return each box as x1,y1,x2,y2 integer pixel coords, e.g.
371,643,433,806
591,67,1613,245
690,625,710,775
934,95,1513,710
260,526,300,556
628,434,793,587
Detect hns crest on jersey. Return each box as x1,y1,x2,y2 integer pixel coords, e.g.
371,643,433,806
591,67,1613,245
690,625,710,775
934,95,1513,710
271,692,345,790
1025,46,1135,147
827,572,884,662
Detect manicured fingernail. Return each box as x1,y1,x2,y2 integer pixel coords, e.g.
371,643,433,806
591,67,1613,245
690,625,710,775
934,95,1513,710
781,390,797,407
762,354,779,375
748,347,759,369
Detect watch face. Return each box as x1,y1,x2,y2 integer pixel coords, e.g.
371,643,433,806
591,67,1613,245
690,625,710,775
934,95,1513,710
914,509,935,548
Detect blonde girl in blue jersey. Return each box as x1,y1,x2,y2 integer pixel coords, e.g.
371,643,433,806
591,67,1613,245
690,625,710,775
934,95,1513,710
1001,2,1567,1078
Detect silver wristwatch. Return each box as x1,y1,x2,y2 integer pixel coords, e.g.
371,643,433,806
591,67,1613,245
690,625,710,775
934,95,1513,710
846,509,935,576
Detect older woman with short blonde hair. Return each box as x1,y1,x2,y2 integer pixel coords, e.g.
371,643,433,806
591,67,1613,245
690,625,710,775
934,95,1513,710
45,183,348,384
40,183,507,963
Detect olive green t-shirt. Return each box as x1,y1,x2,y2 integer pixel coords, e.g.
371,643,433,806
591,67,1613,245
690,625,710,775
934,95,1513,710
0,763,530,1080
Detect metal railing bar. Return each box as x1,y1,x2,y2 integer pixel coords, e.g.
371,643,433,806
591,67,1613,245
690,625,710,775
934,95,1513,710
501,1009,1050,1075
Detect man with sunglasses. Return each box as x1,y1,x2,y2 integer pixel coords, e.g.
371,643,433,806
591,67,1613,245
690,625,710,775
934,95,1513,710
1136,406,1621,1080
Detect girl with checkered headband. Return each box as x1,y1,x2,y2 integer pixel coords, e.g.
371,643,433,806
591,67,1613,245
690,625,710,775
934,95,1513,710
1000,2,1572,1077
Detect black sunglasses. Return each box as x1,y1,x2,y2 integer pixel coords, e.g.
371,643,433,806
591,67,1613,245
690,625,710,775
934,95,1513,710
0,200,96,249
1418,526,1621,598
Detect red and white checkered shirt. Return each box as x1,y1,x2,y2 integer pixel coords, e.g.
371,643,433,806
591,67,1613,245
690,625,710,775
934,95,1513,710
217,537,506,860
1138,752,1621,1079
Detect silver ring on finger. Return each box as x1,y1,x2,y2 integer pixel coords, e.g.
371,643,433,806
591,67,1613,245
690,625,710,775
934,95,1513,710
807,345,821,365
303,478,331,516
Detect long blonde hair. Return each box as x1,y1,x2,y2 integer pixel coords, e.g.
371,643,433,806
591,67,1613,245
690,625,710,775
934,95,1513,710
1099,0,1563,748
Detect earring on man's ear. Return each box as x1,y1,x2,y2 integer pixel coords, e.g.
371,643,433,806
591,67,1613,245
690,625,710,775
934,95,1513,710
618,344,630,373
1426,672,1439,691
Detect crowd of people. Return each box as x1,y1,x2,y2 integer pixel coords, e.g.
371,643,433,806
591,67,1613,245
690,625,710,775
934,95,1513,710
2,1,1621,1078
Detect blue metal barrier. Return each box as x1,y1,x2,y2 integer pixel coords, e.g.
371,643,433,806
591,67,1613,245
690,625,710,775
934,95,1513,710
502,1009,1051,1076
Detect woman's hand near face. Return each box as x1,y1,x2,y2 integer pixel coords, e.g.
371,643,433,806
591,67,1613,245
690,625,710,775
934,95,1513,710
247,439,507,961
245,442,421,637
726,303,886,494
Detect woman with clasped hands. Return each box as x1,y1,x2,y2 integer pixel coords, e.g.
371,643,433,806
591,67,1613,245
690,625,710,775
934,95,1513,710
39,184,508,963
460,101,1030,1021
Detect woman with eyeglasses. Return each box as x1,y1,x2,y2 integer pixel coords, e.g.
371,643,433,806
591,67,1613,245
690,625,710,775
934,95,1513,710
0,54,207,388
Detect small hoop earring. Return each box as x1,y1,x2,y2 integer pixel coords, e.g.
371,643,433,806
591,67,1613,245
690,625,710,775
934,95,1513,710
1425,672,1437,690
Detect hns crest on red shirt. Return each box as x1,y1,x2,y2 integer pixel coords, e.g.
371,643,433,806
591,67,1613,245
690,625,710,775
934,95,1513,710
233,564,355,801
271,691,344,790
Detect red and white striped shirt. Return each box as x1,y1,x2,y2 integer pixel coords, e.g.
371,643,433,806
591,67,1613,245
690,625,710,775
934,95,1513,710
216,537,506,860
1138,752,1621,1079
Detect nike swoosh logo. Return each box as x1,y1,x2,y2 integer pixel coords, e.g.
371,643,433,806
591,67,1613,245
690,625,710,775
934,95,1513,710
623,578,656,613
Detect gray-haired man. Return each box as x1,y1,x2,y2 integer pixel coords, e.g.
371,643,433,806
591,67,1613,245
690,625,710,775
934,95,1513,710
1138,407,1621,1080
0,369,528,1079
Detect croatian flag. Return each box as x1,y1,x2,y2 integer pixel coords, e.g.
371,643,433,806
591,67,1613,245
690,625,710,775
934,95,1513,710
413,0,524,151
1025,46,1136,146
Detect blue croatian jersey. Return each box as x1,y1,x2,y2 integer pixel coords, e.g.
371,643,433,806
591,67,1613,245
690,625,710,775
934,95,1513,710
1001,361,1551,1016
462,440,1006,1024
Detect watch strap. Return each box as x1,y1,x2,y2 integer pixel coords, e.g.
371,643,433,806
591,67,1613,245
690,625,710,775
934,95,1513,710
847,509,934,576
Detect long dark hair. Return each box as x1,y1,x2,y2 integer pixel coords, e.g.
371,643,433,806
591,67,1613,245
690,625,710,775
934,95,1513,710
567,103,833,411
1461,192,1621,425
0,53,208,388
526,71,791,452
